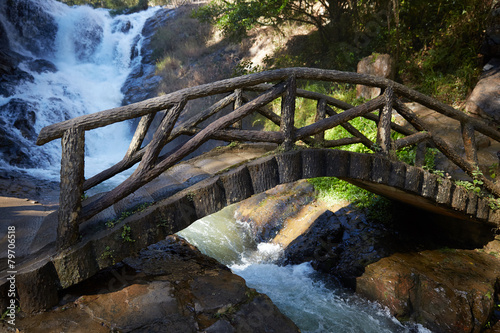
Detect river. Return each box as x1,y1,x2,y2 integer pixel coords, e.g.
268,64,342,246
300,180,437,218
178,204,432,333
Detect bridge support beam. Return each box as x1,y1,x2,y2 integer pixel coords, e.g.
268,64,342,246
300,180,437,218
57,127,85,250
281,76,296,151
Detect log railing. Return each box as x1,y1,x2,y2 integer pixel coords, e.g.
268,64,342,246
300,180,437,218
36,67,500,250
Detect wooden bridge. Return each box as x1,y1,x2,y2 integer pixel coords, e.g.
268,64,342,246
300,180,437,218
36,67,500,252
2,67,500,313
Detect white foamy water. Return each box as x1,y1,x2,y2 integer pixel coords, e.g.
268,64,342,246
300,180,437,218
0,0,160,185
178,204,433,333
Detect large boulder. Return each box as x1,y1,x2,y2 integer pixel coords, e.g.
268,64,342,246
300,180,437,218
356,53,394,99
356,249,500,333
465,59,500,124
14,236,300,333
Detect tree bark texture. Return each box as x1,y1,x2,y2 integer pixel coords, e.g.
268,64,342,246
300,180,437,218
57,127,85,250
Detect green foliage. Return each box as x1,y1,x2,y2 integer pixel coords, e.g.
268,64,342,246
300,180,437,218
121,225,136,242
105,202,152,229
100,246,115,264
194,0,294,41
56,0,148,13
309,177,393,223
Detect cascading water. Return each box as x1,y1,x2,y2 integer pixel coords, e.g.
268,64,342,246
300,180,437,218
0,0,160,187
178,205,433,333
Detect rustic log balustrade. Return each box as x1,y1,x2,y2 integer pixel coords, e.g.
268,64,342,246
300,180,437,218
35,68,500,250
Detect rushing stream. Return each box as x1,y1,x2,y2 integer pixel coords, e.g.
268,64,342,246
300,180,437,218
178,205,432,333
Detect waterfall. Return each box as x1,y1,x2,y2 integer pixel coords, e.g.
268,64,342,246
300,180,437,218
0,0,160,186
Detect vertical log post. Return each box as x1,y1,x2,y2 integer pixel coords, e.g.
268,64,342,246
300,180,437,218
377,86,394,156
232,89,243,130
281,76,297,151
315,99,326,146
461,122,478,166
414,141,427,168
57,127,85,250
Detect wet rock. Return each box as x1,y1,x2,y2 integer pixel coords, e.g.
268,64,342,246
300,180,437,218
17,236,299,333
235,180,317,243
5,0,58,57
282,210,344,265
356,53,394,99
356,249,500,333
27,58,57,74
73,15,104,62
1,98,38,140
121,8,174,105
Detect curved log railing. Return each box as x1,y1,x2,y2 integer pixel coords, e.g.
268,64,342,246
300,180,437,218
36,68,500,250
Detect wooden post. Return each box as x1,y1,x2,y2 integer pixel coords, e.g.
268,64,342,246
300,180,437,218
57,127,85,250
377,86,394,155
461,122,478,166
414,141,426,168
315,99,326,146
232,89,243,130
281,76,296,151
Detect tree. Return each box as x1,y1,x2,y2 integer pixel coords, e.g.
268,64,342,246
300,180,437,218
194,0,377,43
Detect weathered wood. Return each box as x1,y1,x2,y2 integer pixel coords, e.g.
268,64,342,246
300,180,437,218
404,166,423,193
220,166,253,205
395,100,500,197
393,132,431,150
125,113,154,158
377,87,394,155
325,105,374,150
191,179,226,217
281,76,296,150
182,127,284,143
388,161,406,189
315,99,326,145
81,82,287,221
371,155,392,184
324,150,351,178
58,127,85,250
421,172,438,199
301,149,325,178
414,142,426,168
232,89,243,130
276,151,302,183
83,93,236,191
247,156,280,193
37,67,500,145
136,101,186,174
461,122,478,166
349,153,372,180
254,83,415,137
436,178,453,205
323,137,362,148
296,95,385,140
